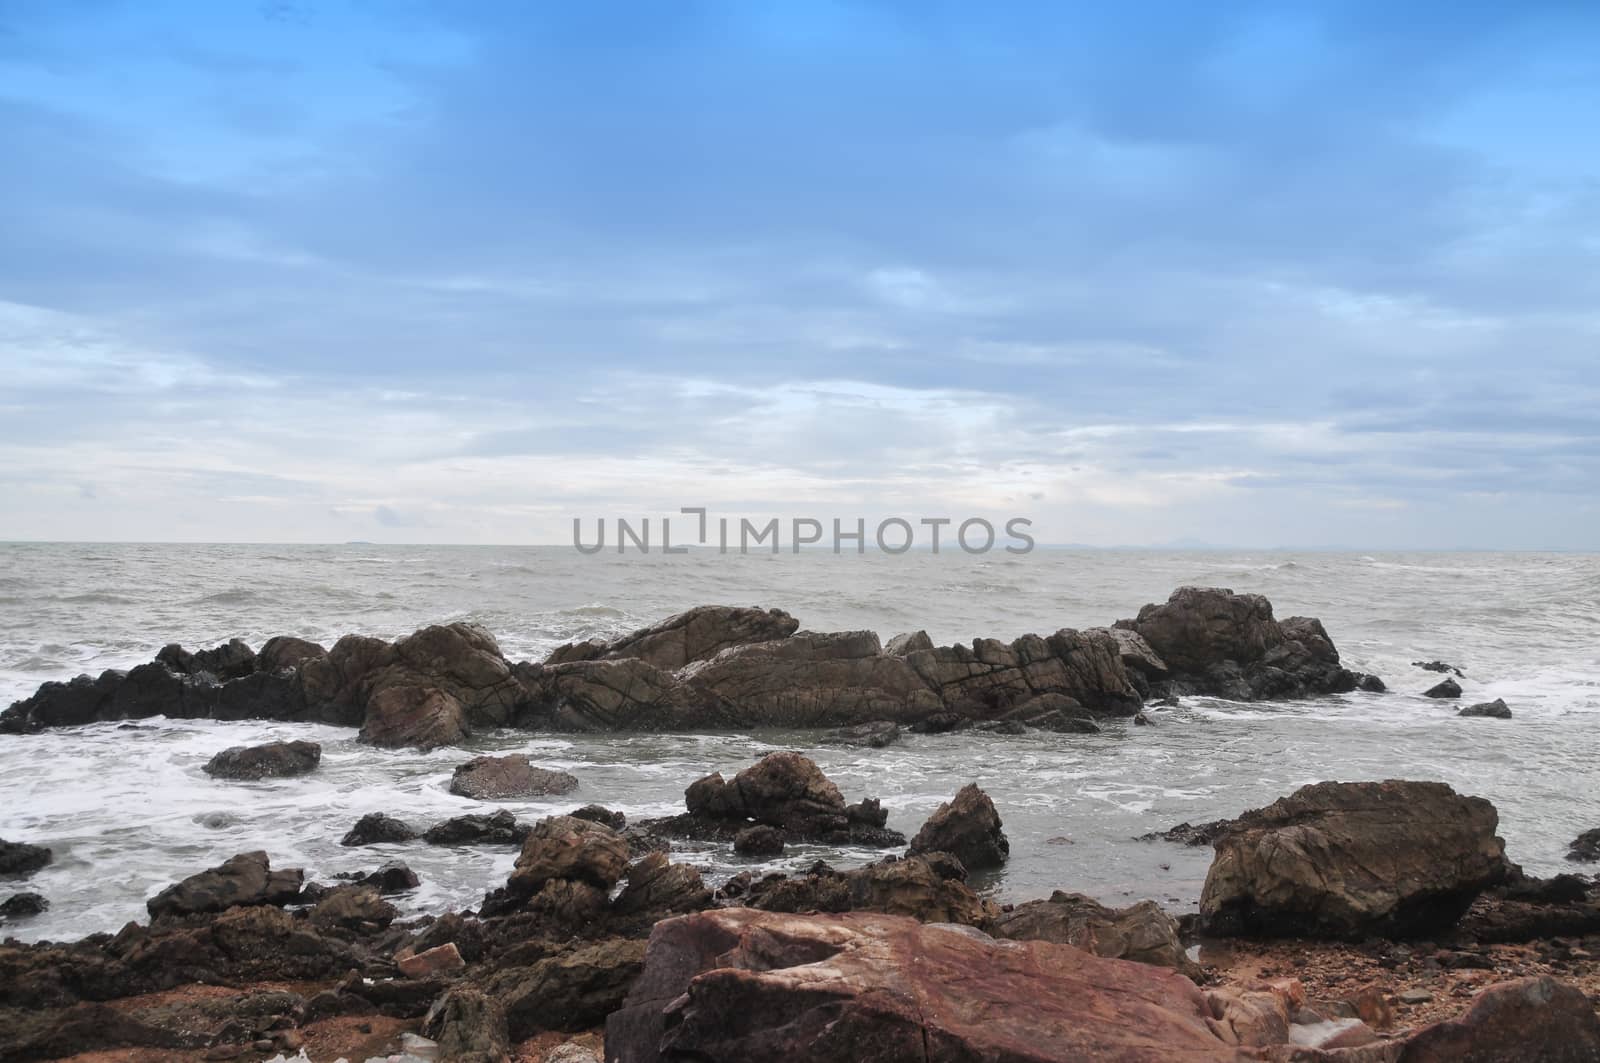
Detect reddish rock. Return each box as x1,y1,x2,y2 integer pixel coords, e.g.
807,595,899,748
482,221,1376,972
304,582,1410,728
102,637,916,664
1397,975,1600,1062
398,942,465,978
359,684,467,751
507,816,630,895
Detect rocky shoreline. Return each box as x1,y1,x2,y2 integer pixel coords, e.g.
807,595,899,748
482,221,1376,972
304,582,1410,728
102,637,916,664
3,588,1594,1061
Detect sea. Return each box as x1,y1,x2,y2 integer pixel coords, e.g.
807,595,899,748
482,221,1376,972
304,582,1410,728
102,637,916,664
2,543,1597,944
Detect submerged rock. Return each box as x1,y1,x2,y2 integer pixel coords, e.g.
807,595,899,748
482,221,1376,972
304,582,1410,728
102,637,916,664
907,783,1009,871
341,812,420,846
1414,659,1465,677
146,851,305,918
822,720,901,748
448,754,579,800
1199,780,1508,939
1424,677,1464,699
202,739,322,780
1139,819,1233,847
0,892,48,918
0,839,52,878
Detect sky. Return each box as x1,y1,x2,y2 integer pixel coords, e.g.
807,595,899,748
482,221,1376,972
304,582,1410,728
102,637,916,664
1,1,1597,549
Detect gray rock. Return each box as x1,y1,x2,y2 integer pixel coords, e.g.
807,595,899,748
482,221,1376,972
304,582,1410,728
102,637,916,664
449,754,579,800
1459,698,1512,719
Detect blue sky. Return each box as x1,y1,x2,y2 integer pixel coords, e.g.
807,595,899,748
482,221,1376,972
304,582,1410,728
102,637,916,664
1,1,1597,547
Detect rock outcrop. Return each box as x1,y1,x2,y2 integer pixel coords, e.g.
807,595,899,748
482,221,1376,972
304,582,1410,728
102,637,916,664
1398,975,1600,1061
340,812,420,846
448,754,579,799
992,891,1200,978
729,854,997,926
3,589,1377,742
1114,586,1378,701
145,851,305,919
1200,780,1508,939
907,782,1009,871
202,740,322,780
0,839,52,879
1568,828,1600,863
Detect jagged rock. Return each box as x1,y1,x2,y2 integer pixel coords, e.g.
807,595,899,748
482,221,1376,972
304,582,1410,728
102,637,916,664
1424,678,1463,699
733,825,785,856
360,684,468,750
884,630,933,656
256,635,327,673
1139,819,1232,846
549,606,799,670
146,851,304,918
487,938,648,1040
425,810,531,847
357,861,421,894
507,816,630,895
823,720,901,747
0,839,52,879
1413,660,1464,677
907,783,1009,871
569,804,626,830
158,638,256,680
846,797,888,828
1399,975,1600,1061
1459,698,1512,719
0,892,47,918
992,891,1200,978
1117,587,1375,701
202,740,321,780
1568,828,1600,863
612,852,712,918
1200,780,1508,939
606,908,1282,1063
309,884,396,930
738,855,996,926
909,712,972,734
341,812,420,846
423,985,511,1063
449,754,579,800
401,942,465,979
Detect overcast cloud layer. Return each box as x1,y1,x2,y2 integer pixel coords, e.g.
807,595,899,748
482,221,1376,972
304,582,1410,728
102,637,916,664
1,1,1597,548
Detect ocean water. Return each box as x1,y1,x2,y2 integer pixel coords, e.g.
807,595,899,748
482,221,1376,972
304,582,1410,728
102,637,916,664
2,543,1597,944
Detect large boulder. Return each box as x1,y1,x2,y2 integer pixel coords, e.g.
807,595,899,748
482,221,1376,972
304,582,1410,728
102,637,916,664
1459,699,1511,719
1397,975,1600,1061
506,816,630,896
341,812,420,846
549,606,799,670
256,635,327,673
359,684,468,750
1199,780,1508,939
449,754,579,800
606,908,1279,1063
202,740,321,780
1117,587,1374,701
992,891,1199,979
422,986,511,1063
0,839,52,879
146,851,305,918
424,810,531,847
487,938,648,1040
907,783,1009,871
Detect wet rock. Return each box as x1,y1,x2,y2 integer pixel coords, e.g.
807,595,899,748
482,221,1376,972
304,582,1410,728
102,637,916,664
202,740,322,780
1399,975,1600,1061
612,852,712,919
569,804,626,830
1424,677,1463,699
1133,710,1154,726
1454,876,1600,944
738,855,996,926
507,815,630,896
0,839,52,878
908,711,971,734
1139,819,1232,847
422,985,510,1063
256,635,327,673
0,892,47,918
907,783,1009,871
360,684,468,750
1459,698,1511,719
550,605,799,670
146,851,305,918
487,938,648,1040
424,810,531,847
607,908,1271,1063
846,797,888,828
823,720,901,748
884,630,934,656
400,941,466,979
1413,660,1464,677
1200,780,1508,939
358,861,421,894
992,891,1200,978
449,754,578,800
309,884,397,930
341,812,420,847
975,718,1028,734
733,825,785,857
159,638,257,680
1567,827,1600,863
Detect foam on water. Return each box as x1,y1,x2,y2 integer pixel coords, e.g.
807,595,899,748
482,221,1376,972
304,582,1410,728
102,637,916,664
2,544,1598,942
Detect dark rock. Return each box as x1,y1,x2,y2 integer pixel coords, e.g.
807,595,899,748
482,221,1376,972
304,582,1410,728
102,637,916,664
506,816,630,896
487,938,648,1040
1413,660,1465,677
146,851,305,918
1132,711,1154,726
448,754,578,800
424,810,531,847
974,719,1028,735
256,635,327,673
1357,673,1387,692
992,891,1199,978
359,861,421,895
1459,698,1512,719
735,854,996,926
1398,975,1600,1061
1199,780,1508,939
422,986,510,1063
612,852,712,919
359,684,467,750
846,797,888,828
1424,678,1463,699
0,839,52,879
0,892,48,918
907,783,1009,871
733,825,785,857
202,740,321,780
159,638,257,680
308,885,397,930
689,752,845,835
1139,819,1232,847
341,812,420,847
823,720,901,748
549,605,799,670
569,804,626,830
908,712,971,734
1567,827,1600,863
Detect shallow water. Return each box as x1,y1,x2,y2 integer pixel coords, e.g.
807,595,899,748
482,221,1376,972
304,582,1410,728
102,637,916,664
2,544,1597,943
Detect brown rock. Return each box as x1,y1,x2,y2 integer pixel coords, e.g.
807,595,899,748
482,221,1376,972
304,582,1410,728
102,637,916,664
360,684,468,750
564,605,799,670
202,740,321,780
740,854,997,926
399,942,465,978
146,851,304,918
488,938,648,1040
423,985,510,1063
508,816,630,895
734,825,785,856
607,908,1268,1063
907,782,1009,870
1200,780,1507,939
612,852,712,918
1398,975,1600,1061
448,754,579,800
992,891,1199,978
309,884,397,930
256,635,327,673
